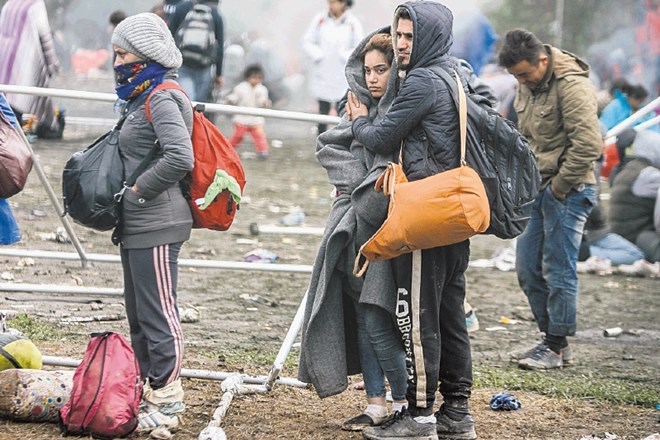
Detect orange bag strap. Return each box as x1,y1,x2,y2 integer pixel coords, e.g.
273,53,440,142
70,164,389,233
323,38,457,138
454,70,468,166
354,251,369,277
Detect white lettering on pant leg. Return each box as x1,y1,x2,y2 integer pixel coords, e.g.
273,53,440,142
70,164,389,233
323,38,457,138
396,288,415,381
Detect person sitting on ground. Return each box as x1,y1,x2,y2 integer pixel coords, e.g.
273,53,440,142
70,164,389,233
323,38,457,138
578,204,645,268
600,78,659,133
225,64,271,160
609,130,660,264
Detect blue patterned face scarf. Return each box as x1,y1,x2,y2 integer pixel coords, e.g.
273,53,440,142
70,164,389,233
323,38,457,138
114,61,169,101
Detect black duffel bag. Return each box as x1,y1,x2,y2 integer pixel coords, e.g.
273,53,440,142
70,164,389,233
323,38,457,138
62,117,157,232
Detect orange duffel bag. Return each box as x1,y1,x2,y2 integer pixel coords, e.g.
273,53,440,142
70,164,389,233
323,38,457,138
354,71,490,276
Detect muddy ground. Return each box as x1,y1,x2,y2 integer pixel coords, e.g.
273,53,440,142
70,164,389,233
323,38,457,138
0,73,659,440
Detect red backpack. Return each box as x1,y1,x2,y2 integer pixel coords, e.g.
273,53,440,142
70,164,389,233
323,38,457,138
146,83,246,231
59,332,142,439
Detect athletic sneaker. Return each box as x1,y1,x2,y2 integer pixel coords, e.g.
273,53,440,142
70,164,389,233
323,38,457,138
342,412,386,431
435,405,477,440
137,401,185,432
362,408,438,440
576,256,613,275
518,346,563,370
465,309,479,333
509,342,573,365
617,259,660,278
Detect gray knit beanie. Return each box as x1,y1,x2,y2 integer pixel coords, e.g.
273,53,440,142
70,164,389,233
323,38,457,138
111,12,182,69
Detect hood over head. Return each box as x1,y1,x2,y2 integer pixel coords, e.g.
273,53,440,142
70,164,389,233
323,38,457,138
393,1,453,71
631,130,660,168
345,26,397,118
550,46,591,80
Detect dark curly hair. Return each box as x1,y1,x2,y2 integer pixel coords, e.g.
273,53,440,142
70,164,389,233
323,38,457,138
498,29,545,68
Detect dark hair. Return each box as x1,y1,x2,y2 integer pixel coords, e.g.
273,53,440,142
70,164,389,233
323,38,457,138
243,64,264,80
396,7,411,21
498,29,545,68
346,0,353,7
609,77,630,95
628,84,648,101
109,10,127,27
361,33,394,65
610,78,649,101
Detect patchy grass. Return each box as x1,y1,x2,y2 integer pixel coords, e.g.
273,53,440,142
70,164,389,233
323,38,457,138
197,347,300,371
7,313,65,342
474,365,660,408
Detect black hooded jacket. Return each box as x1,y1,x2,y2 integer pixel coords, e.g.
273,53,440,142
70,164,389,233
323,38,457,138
351,1,466,182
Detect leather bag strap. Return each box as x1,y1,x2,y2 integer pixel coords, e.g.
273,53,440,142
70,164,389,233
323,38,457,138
454,70,468,165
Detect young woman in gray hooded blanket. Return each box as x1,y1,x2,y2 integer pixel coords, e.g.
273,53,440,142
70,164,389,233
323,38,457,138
297,27,409,430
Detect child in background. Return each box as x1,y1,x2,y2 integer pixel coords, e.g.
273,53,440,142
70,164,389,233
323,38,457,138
225,64,271,159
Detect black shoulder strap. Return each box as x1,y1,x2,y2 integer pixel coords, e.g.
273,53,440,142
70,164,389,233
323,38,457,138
429,66,461,113
0,345,21,368
124,142,160,188
114,106,160,188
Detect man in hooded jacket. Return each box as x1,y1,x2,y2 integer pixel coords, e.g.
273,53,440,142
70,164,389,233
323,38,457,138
346,2,476,439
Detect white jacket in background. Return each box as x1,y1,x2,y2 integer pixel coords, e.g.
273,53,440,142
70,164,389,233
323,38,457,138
302,9,364,102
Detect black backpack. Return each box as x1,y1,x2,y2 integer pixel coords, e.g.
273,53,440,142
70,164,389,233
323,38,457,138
62,117,158,232
175,4,217,68
434,67,541,239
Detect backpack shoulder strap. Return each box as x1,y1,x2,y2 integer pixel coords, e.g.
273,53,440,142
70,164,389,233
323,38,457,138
430,66,461,111
0,345,21,368
145,82,190,123
79,334,110,428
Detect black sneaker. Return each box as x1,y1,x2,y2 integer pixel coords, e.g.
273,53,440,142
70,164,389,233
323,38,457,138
435,405,476,440
342,412,386,431
362,408,438,440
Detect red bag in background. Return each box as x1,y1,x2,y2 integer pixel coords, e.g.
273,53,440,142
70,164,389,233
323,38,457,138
59,332,142,439
600,140,619,179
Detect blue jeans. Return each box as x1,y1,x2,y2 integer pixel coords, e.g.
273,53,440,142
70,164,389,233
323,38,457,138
517,184,597,337
354,301,408,401
177,65,213,102
590,233,645,266
0,199,20,245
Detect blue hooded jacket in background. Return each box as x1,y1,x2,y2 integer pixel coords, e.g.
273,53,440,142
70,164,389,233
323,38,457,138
600,90,660,133
450,11,498,76
0,92,22,245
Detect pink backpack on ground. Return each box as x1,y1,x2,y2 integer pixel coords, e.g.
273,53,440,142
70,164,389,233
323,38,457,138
59,332,142,439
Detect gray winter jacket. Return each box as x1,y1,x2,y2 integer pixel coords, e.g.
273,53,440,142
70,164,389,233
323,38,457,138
352,1,466,182
117,76,194,249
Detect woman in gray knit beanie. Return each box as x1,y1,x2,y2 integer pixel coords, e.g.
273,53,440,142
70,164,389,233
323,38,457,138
112,12,182,100
111,12,194,435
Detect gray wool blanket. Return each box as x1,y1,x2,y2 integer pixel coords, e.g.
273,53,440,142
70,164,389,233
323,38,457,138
297,27,400,398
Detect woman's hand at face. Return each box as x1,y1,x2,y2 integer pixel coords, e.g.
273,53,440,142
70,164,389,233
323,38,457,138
346,91,368,121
